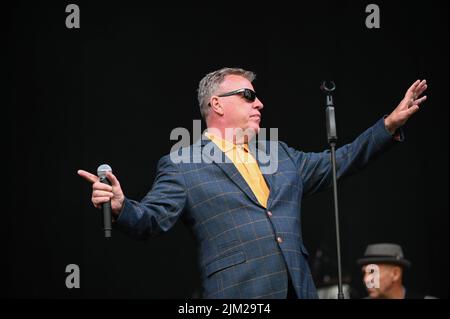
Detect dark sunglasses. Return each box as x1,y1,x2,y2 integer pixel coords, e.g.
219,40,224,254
217,88,257,102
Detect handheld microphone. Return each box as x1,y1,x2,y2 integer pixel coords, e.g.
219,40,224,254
97,164,113,238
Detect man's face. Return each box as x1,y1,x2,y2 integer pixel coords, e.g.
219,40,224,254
216,74,264,137
362,264,401,299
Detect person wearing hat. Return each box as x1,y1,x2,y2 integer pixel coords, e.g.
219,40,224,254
357,243,435,299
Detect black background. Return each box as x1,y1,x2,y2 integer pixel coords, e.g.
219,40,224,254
6,1,448,299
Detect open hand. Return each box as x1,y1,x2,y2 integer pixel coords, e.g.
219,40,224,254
384,79,428,134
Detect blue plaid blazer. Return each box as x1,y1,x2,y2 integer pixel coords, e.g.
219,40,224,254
115,117,400,298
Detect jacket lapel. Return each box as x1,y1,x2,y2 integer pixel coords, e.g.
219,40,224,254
200,137,264,208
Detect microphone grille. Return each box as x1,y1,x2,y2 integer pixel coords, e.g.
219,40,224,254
97,164,112,178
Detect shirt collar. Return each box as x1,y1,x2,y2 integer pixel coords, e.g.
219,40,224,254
205,131,249,153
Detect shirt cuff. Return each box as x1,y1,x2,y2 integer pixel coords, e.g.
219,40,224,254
382,115,405,142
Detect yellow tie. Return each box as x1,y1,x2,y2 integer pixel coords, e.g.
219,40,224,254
206,133,270,208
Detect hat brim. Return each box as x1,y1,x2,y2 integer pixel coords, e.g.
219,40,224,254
357,257,411,268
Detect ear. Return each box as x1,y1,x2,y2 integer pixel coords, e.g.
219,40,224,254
392,266,402,281
210,96,224,116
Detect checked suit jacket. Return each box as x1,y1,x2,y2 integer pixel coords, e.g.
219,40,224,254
115,117,401,299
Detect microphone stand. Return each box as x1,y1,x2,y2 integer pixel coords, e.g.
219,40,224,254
320,81,344,299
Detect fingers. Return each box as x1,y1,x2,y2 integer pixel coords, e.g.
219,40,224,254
407,79,421,96
80,169,122,210
92,196,112,207
413,95,427,106
92,181,113,192
92,189,114,209
90,175,116,210
409,79,427,98
78,170,121,187
106,172,121,187
93,190,114,198
414,80,427,97
78,170,98,183
408,105,420,116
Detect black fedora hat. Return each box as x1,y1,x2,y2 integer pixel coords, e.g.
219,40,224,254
357,243,411,268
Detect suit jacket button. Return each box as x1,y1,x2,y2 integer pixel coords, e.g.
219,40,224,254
277,236,283,244
267,211,273,217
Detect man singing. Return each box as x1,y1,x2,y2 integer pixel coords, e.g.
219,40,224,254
78,67,427,299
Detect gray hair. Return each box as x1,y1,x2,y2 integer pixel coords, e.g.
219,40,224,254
197,67,256,121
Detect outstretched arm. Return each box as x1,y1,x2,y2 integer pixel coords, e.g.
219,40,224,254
287,79,428,197
113,155,187,239
78,155,187,239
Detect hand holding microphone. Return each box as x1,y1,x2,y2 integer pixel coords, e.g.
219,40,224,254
78,165,125,237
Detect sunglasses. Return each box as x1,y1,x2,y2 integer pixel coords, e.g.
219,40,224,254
217,88,257,102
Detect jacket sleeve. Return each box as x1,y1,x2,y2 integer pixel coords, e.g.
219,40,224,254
282,117,404,198
113,154,187,239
